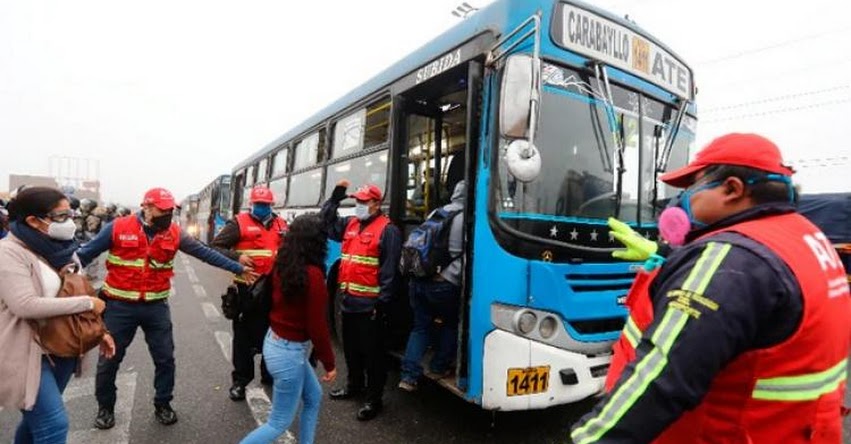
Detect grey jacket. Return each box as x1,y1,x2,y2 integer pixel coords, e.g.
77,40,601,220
0,235,93,410
439,181,466,286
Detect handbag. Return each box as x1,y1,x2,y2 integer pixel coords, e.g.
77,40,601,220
29,263,107,358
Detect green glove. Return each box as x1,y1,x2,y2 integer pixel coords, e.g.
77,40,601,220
608,217,658,261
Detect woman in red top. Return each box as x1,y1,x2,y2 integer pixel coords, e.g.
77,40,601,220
240,215,336,444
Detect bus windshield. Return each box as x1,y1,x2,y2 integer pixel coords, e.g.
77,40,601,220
495,61,695,231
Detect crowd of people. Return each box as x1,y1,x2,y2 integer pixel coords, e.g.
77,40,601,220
1,132,848,444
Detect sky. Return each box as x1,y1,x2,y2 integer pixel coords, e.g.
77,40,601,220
1,0,849,205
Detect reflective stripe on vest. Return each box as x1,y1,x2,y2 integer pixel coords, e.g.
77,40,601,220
340,253,380,266
106,253,144,268
149,259,174,270
752,359,848,401
235,249,274,258
623,316,642,348
103,282,171,301
339,282,381,295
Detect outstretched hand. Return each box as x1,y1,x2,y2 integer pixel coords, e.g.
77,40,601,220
608,217,658,261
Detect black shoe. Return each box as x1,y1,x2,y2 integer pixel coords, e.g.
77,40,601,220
329,387,364,400
356,402,383,421
94,406,115,430
154,403,178,425
228,384,246,401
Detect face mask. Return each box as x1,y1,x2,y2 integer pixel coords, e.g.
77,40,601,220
42,218,77,241
150,213,173,232
355,203,370,220
658,207,690,247
669,180,721,229
251,204,272,220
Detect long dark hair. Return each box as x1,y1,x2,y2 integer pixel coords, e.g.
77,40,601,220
275,214,328,300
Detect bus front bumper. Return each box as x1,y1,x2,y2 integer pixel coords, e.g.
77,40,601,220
481,329,609,411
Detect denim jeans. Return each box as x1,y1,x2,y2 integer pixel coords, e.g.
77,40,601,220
96,299,175,408
15,356,77,444
240,330,322,444
400,280,461,383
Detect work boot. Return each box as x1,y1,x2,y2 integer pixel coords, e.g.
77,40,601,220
154,403,178,425
356,401,383,421
94,406,115,430
229,384,246,401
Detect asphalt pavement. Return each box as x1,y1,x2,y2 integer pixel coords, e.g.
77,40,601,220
2,254,849,443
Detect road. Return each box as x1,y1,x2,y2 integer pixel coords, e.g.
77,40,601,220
2,254,850,443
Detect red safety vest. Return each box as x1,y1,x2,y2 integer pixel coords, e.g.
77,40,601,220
103,215,181,302
233,212,287,283
338,215,390,298
607,213,851,444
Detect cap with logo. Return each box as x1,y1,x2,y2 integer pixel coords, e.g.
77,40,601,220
659,133,795,188
350,184,383,202
142,188,176,211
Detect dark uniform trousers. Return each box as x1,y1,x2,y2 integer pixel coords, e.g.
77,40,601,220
231,283,271,386
341,297,388,404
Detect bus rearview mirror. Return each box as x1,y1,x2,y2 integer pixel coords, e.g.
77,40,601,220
499,54,534,139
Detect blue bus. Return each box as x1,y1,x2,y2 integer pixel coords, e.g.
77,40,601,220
231,0,696,411
195,174,232,244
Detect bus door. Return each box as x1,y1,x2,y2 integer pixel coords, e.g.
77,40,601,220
389,60,483,390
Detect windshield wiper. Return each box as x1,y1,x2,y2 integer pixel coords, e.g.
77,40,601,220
657,97,689,173
592,62,625,218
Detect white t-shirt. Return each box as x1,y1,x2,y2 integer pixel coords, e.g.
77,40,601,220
38,261,61,298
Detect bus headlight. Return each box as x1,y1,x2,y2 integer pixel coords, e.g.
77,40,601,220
516,311,537,334
539,316,557,339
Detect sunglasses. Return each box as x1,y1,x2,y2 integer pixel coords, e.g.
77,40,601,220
42,209,74,223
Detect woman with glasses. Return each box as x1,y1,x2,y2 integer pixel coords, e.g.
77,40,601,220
0,186,115,444
240,214,337,444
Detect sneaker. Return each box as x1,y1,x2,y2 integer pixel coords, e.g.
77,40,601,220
398,380,417,392
228,384,246,401
94,406,115,430
154,403,178,425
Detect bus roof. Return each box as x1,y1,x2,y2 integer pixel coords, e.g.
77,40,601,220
234,0,690,172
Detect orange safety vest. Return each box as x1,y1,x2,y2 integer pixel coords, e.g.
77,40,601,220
338,215,390,298
103,215,181,302
606,213,851,444
233,212,287,284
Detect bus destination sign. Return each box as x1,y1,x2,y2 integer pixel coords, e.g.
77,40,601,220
553,3,693,99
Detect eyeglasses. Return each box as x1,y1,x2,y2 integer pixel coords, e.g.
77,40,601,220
42,210,74,223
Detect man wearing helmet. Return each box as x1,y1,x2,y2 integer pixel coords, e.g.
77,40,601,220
211,185,288,401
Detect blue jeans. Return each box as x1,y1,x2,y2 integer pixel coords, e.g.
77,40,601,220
15,356,77,444
96,299,175,408
240,330,322,444
400,280,460,383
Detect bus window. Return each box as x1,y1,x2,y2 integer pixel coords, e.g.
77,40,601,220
293,131,323,170
287,169,322,207
268,177,288,208
247,165,257,186
325,150,388,202
271,148,288,177
332,109,365,159
364,99,390,148
257,157,269,183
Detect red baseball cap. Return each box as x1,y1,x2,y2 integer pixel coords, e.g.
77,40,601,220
250,186,275,204
659,133,794,188
350,184,383,202
142,188,176,210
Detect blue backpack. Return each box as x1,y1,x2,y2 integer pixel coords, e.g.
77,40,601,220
400,208,461,278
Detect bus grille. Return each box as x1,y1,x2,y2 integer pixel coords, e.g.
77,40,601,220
564,271,634,335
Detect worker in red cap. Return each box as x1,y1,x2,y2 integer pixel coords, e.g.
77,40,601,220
76,187,257,430
572,133,850,444
321,180,401,421
210,185,288,401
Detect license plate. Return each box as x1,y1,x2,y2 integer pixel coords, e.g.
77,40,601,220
506,366,550,396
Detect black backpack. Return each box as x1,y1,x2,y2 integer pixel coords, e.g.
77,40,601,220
400,208,461,278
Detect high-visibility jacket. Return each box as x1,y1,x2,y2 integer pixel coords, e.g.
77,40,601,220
103,215,180,302
607,212,851,444
233,212,287,284
338,215,390,298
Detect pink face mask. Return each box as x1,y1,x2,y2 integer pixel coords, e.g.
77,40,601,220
658,207,690,247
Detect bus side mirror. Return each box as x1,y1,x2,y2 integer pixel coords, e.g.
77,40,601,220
499,54,534,139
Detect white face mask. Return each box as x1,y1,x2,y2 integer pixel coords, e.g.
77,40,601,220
43,218,77,241
355,203,370,220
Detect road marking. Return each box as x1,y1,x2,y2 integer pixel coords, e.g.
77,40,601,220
215,330,233,361
186,267,199,284
193,283,208,299
202,302,222,321
65,372,137,444
246,386,297,444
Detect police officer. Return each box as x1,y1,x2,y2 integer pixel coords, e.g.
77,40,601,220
211,185,288,401
322,180,401,421
571,134,851,443
77,187,257,430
